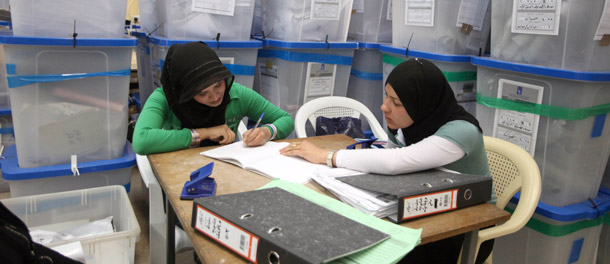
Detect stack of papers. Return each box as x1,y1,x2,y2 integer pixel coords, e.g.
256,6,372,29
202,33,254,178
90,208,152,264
312,170,399,218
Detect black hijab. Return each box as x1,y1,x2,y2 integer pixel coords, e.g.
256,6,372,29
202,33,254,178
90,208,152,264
385,58,482,146
161,42,234,130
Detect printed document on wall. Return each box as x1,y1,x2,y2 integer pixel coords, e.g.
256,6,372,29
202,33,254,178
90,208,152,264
511,0,561,35
492,79,543,156
405,0,435,27
192,0,236,16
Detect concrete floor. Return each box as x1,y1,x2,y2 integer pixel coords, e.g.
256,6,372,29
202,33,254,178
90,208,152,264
0,167,197,264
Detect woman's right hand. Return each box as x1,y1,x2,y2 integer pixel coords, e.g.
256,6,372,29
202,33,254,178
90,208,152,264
198,124,235,145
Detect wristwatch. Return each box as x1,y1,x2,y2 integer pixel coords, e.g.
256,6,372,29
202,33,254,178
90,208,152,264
326,150,336,168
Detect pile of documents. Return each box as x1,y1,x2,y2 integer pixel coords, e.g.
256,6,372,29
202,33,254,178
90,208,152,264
312,170,398,219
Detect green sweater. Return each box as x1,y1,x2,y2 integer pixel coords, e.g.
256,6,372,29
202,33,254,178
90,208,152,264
133,83,294,154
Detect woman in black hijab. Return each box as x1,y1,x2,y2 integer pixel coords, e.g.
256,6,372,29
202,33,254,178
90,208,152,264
281,58,493,263
133,42,294,154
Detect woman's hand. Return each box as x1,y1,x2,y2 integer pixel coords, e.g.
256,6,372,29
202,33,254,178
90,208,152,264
198,124,235,145
242,127,271,147
279,141,327,164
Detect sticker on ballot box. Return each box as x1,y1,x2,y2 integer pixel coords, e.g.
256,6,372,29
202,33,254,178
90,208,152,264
194,205,259,263
401,189,457,220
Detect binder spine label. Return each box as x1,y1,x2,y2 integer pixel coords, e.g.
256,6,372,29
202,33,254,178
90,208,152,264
194,205,259,263
401,189,458,220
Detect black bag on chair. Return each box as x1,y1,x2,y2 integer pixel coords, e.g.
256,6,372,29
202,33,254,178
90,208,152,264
315,116,365,139
0,202,83,264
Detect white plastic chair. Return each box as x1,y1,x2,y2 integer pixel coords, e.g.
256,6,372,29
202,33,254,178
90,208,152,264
459,136,541,263
236,119,248,141
294,96,387,141
136,154,193,264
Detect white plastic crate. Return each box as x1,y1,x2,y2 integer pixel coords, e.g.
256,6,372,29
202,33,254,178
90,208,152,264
379,45,477,116
150,36,261,94
1,143,136,197
346,43,384,130
391,0,491,55
0,35,135,168
9,0,127,38
262,0,354,42
347,0,392,43
494,191,610,264
473,57,610,207
1,185,141,264
254,39,357,120
490,0,610,72
158,0,255,41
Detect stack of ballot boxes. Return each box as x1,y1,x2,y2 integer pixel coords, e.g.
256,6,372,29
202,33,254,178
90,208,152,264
149,35,262,93
253,39,357,132
473,57,610,207
346,42,384,133
158,0,256,41
0,0,137,197
475,0,610,208
379,45,478,117
1,186,141,263
347,0,393,43
494,188,610,264
261,0,354,42
391,0,491,56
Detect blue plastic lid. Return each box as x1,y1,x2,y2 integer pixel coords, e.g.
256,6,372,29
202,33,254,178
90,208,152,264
0,31,137,47
379,45,472,63
131,31,148,38
510,188,610,222
0,21,10,27
0,108,10,115
358,42,386,49
1,143,136,180
149,35,262,49
472,57,610,82
263,39,358,49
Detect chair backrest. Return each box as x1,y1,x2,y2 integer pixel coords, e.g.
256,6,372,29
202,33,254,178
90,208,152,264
294,96,388,141
236,119,248,141
474,136,541,257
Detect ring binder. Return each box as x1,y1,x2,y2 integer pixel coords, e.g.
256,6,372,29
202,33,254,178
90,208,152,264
191,187,390,263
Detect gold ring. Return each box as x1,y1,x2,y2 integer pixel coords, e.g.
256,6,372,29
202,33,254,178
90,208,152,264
291,142,299,149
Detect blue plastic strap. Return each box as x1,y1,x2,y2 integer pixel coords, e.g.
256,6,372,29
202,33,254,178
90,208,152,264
350,69,383,80
0,127,14,134
591,114,606,138
224,64,255,76
257,49,353,66
5,64,15,75
7,68,131,88
568,238,584,263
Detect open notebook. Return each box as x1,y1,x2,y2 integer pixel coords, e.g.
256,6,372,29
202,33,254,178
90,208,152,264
200,141,358,184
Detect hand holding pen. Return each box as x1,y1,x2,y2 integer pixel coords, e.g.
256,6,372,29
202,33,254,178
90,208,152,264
243,112,271,147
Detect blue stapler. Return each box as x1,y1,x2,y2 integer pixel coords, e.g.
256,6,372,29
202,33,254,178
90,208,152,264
180,162,217,200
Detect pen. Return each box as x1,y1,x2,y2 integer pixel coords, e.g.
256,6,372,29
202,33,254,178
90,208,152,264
253,112,265,129
245,112,265,143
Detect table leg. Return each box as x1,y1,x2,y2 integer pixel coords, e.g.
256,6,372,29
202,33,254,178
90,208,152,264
166,197,176,264
461,229,479,264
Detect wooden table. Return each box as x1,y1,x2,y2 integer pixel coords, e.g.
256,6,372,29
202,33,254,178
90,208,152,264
148,134,510,264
